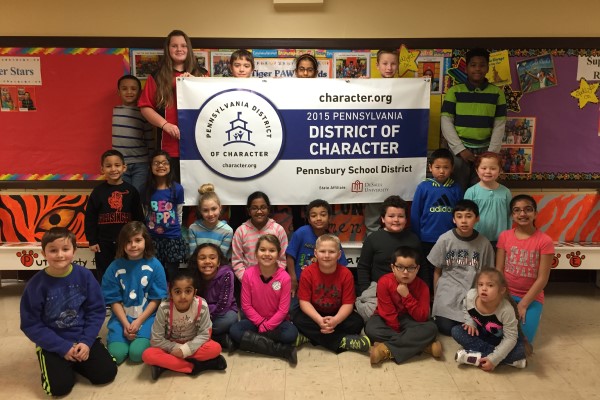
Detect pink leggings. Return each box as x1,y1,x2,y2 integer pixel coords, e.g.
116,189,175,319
142,340,222,373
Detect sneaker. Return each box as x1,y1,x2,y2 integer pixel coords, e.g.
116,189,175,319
339,334,371,352
151,365,165,381
370,342,392,364
508,358,527,369
455,349,482,366
294,333,310,347
423,340,443,358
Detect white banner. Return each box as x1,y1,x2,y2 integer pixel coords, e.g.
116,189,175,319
0,57,42,85
179,77,430,205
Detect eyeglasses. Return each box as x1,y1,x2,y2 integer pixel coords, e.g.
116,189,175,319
152,160,170,167
391,264,418,273
298,67,315,74
512,206,535,214
249,205,269,213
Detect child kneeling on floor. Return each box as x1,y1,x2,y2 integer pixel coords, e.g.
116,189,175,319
366,246,442,364
292,234,370,354
142,270,227,380
452,268,530,371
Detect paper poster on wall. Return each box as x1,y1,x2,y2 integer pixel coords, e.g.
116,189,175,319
0,57,42,85
17,86,37,111
333,52,370,78
253,58,331,78
131,50,162,79
1,86,17,111
211,51,233,77
178,77,430,205
486,50,511,86
576,56,600,81
500,147,533,174
131,49,209,79
517,54,557,93
503,117,535,145
416,56,443,94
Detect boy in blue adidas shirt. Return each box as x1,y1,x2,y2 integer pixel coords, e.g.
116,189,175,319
410,148,462,295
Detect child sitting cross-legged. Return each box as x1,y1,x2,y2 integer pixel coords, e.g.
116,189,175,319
366,246,442,364
142,270,227,380
292,234,370,354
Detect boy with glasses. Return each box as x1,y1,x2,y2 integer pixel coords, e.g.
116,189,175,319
366,246,441,364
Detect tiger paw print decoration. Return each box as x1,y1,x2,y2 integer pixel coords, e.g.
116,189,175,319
16,250,39,267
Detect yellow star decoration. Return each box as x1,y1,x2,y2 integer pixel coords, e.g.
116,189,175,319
398,44,420,77
570,78,600,109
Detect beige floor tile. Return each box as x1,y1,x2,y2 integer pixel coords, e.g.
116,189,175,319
458,393,524,400
516,391,583,400
225,390,284,400
504,362,574,392
338,351,400,392
401,390,462,400
393,359,457,392
343,390,406,400
285,389,345,400
447,364,518,392
552,361,600,389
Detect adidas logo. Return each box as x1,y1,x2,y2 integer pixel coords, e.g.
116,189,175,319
430,195,453,213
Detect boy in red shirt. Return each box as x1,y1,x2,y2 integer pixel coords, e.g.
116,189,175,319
292,234,370,353
366,246,442,364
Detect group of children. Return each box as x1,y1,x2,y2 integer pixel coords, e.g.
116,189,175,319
19,34,555,395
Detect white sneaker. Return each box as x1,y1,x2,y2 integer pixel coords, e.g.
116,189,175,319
455,349,482,366
508,358,527,369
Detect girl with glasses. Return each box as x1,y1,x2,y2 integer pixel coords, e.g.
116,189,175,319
496,194,554,344
231,191,288,281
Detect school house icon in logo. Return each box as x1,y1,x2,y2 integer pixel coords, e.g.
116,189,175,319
225,112,253,146
195,88,284,180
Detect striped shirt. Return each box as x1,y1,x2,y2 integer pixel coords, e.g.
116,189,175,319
441,81,506,149
231,218,288,281
187,219,234,259
112,105,154,165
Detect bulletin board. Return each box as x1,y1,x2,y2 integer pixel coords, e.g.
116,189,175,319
449,48,600,182
0,48,129,180
1,39,599,184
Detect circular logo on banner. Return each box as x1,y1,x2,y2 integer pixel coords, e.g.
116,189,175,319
195,89,284,180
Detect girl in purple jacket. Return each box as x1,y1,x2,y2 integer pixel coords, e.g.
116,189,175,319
188,243,238,349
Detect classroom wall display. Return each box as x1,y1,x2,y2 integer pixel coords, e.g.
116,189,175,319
0,47,129,180
450,48,600,181
178,77,430,205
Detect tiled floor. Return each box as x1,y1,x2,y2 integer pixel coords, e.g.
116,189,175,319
1,279,599,399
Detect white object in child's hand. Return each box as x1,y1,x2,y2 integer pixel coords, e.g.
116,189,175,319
455,349,482,366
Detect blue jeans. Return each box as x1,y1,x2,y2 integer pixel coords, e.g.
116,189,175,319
229,319,298,344
123,162,148,195
451,324,526,364
212,310,239,337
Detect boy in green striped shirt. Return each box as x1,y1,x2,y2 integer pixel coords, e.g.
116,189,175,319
441,48,506,191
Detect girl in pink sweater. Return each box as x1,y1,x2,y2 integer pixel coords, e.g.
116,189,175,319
229,234,298,364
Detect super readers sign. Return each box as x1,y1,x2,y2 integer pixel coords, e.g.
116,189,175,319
178,78,429,205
